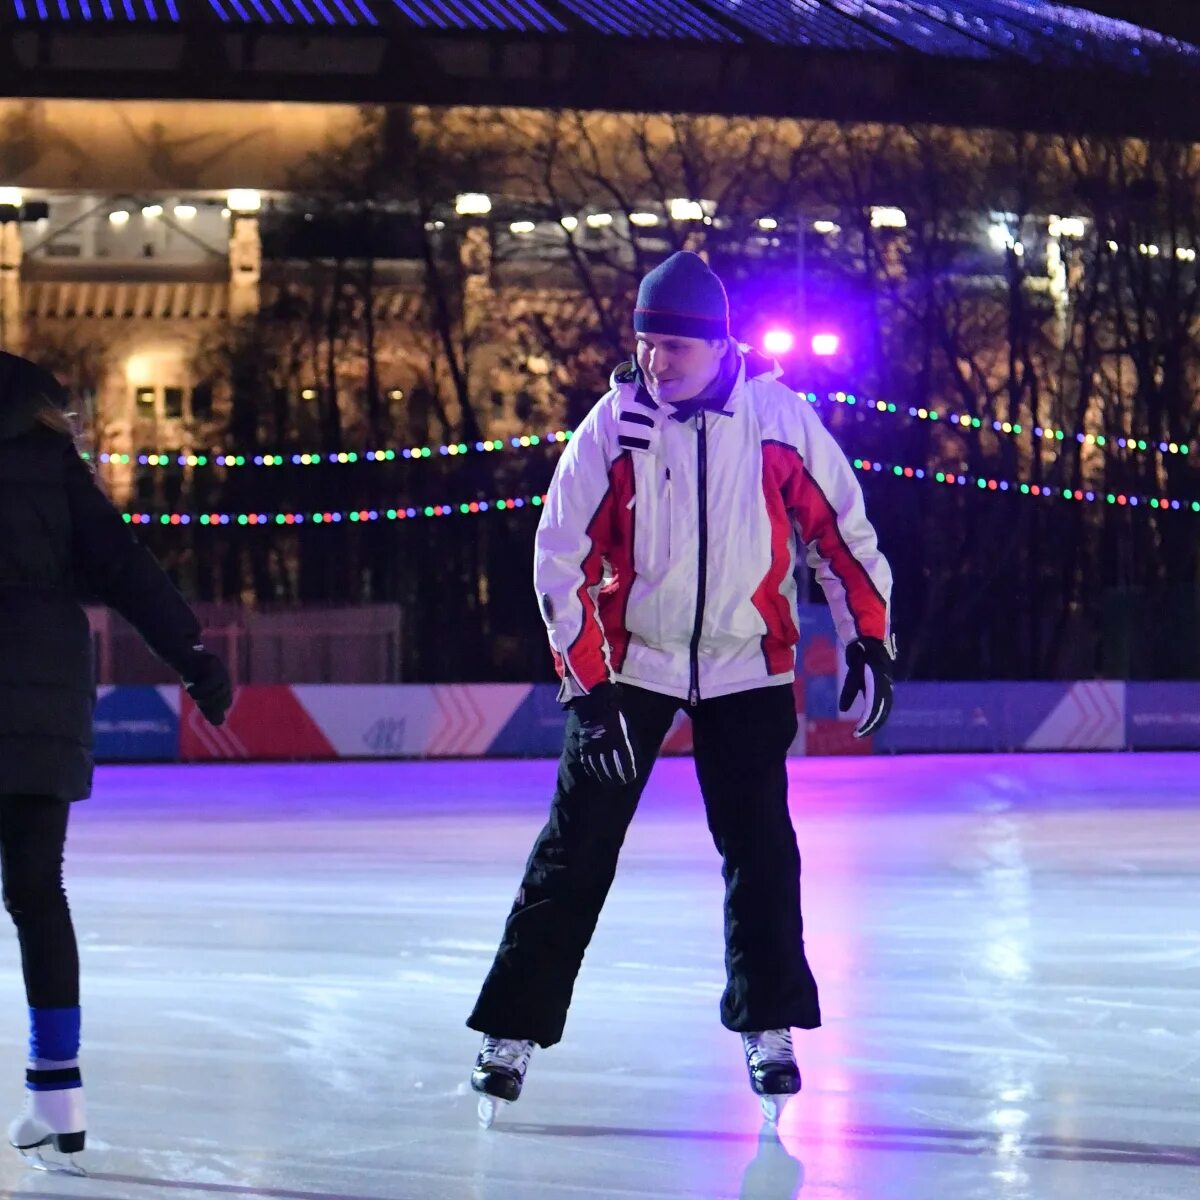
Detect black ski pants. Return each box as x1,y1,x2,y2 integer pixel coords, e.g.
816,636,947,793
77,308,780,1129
468,682,820,1047
0,797,78,1009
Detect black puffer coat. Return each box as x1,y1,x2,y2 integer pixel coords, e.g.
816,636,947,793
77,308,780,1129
0,352,203,801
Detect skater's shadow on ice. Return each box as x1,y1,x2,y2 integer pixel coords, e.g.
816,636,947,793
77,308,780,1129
503,1122,804,1199
503,1120,776,1144
740,1128,805,1199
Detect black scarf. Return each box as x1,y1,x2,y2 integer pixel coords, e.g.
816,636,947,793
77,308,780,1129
666,342,741,423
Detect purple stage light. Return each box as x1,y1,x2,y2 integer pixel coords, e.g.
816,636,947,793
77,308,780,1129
762,328,795,356
811,332,841,357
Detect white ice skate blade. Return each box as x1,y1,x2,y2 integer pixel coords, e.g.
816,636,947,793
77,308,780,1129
477,1095,509,1129
18,1147,87,1177
759,1094,791,1126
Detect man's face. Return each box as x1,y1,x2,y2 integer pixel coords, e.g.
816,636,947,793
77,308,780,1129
635,333,726,404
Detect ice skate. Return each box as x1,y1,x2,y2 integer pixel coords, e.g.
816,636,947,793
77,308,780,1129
741,1029,801,1125
470,1036,534,1128
9,1077,86,1176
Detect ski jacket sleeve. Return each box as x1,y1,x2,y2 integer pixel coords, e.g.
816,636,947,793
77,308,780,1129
63,445,204,673
533,394,628,697
786,400,893,646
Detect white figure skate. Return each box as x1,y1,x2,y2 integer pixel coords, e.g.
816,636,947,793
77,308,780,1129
9,1082,86,1176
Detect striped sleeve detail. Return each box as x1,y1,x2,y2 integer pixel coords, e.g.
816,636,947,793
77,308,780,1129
762,434,891,644
751,443,803,674
595,455,637,674
534,394,637,698
792,464,888,640
562,454,636,689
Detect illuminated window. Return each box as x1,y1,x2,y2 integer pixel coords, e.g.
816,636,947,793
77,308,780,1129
135,387,156,409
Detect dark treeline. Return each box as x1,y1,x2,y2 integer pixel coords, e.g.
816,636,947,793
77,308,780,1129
51,106,1200,682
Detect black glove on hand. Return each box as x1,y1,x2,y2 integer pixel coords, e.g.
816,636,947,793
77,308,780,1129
838,636,894,738
570,682,638,786
180,647,233,727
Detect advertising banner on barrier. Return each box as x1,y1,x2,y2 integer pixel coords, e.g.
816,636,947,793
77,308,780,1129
874,681,1127,753
94,686,180,761
1023,681,1125,750
297,684,535,758
488,685,567,756
179,684,545,760
873,682,1015,753
795,604,884,755
129,677,1199,762
1126,683,1200,749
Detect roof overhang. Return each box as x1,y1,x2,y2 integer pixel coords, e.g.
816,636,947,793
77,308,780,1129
2,9,1200,140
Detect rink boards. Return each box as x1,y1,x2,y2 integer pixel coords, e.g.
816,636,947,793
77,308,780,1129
91,605,1200,760
93,679,1200,762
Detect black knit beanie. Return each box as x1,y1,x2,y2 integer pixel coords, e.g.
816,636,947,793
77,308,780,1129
633,251,729,340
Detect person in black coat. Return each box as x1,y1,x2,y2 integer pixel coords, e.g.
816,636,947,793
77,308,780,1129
0,351,231,1168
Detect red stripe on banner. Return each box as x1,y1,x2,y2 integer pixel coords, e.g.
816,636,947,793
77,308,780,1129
429,686,487,756
752,443,803,674
179,686,337,761
566,453,637,686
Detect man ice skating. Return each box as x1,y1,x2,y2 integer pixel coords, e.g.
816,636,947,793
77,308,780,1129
466,251,894,1126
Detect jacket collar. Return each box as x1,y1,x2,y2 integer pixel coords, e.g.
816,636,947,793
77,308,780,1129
610,344,779,424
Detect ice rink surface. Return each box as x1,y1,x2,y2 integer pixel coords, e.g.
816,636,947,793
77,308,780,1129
0,753,1196,1200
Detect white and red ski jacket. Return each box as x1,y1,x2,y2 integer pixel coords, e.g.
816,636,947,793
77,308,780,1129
534,350,893,702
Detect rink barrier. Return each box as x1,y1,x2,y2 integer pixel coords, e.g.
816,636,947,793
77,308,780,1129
91,679,1200,761
94,685,182,761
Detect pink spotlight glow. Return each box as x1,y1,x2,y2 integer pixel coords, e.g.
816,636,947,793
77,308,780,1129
762,328,795,356
811,332,841,357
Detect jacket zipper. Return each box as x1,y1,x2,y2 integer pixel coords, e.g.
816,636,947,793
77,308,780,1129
688,410,708,706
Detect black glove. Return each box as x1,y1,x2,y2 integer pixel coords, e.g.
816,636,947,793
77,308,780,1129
179,647,233,727
838,636,894,738
570,682,638,786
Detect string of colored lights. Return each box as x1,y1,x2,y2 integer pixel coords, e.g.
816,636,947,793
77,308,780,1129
849,454,1200,512
812,390,1191,459
87,389,1193,470
118,454,1198,527
86,430,572,469
120,493,549,527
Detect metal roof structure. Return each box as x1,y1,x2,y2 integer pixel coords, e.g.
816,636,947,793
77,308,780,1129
2,0,1193,57
2,2,1199,137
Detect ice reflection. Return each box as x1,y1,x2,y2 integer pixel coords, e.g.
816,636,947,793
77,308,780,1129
978,806,1034,1199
